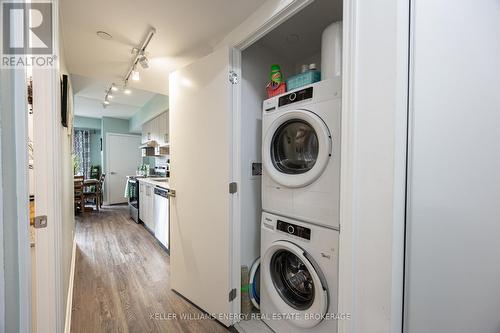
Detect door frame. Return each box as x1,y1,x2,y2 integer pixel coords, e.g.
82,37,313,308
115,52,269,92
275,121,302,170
2,0,64,331
226,0,314,323
104,132,141,205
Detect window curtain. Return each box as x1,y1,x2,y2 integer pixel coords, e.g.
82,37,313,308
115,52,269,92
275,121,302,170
74,129,91,178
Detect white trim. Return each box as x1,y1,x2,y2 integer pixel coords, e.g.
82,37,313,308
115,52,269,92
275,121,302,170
226,1,319,326
337,0,357,329
32,0,64,329
337,1,410,332
104,132,141,205
229,47,242,324
14,59,31,333
64,238,77,333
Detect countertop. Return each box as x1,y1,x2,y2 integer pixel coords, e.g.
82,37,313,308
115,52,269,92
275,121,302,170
138,177,169,189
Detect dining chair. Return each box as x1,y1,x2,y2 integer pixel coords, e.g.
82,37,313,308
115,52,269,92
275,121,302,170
74,176,85,214
98,173,106,208
84,180,100,212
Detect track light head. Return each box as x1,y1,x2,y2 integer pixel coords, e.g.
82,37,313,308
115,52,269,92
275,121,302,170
138,56,149,69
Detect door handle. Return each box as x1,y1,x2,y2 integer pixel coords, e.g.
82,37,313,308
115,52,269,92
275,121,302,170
110,172,117,175
166,189,176,198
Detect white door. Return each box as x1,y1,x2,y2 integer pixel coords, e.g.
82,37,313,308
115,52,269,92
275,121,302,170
169,46,236,326
106,133,141,205
405,1,500,332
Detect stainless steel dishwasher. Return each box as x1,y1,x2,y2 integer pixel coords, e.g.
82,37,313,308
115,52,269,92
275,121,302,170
153,186,169,251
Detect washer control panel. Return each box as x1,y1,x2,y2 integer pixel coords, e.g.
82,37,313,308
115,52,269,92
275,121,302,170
278,87,313,107
277,220,311,240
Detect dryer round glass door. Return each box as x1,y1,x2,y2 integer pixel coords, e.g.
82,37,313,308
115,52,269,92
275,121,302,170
262,240,329,328
263,110,332,188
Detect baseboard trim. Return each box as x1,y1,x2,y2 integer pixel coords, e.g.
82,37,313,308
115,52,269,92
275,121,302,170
64,237,77,333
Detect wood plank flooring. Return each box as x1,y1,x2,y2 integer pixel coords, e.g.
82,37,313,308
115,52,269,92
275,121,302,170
71,205,229,333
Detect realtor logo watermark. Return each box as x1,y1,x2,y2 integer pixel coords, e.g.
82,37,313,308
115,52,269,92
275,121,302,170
1,1,56,67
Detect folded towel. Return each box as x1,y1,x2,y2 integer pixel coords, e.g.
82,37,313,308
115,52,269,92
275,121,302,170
124,179,133,198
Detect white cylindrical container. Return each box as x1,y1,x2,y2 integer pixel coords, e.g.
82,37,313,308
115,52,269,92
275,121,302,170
321,21,343,79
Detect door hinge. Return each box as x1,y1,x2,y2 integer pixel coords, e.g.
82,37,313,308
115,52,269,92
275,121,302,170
229,288,237,302
34,215,47,229
229,182,237,194
229,71,239,85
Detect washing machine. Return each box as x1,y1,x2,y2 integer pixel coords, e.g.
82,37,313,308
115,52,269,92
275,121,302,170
262,79,341,229
260,212,339,333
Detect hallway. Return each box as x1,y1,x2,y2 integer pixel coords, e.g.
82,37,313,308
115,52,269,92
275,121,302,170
70,206,228,333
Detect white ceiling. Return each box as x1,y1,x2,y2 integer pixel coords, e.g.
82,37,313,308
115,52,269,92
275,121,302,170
74,95,140,119
258,0,343,64
71,74,158,119
60,0,267,96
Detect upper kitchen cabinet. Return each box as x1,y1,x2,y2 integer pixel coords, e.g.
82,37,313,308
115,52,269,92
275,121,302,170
141,111,169,146
158,112,169,145
141,120,153,144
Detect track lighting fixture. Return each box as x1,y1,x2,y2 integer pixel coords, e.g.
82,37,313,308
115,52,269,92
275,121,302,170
102,27,155,106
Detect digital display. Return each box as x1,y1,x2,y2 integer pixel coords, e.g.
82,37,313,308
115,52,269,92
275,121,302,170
278,87,313,107
277,220,311,240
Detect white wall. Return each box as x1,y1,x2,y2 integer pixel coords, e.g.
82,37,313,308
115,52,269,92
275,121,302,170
405,1,500,332
58,32,76,328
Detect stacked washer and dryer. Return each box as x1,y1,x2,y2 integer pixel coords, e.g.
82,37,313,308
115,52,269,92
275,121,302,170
259,22,343,333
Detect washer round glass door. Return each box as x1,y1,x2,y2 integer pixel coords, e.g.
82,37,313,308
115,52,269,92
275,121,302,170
262,240,328,328
263,110,332,188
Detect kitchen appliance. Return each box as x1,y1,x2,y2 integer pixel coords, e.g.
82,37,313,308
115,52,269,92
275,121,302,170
127,176,140,222
260,212,339,333
262,79,341,229
153,186,169,251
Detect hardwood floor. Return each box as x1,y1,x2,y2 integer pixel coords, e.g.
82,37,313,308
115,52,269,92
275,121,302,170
71,205,228,333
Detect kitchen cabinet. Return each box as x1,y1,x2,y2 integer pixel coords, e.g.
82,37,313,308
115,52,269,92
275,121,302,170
140,112,169,145
157,112,169,145
141,121,153,144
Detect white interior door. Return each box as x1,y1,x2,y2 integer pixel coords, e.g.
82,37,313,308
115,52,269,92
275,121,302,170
106,133,141,204
169,46,236,326
405,1,500,332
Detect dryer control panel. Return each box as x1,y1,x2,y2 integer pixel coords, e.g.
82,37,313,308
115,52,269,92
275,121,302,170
277,220,311,240
278,87,313,107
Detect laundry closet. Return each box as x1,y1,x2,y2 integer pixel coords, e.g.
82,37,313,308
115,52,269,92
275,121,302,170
168,0,344,331
236,0,343,331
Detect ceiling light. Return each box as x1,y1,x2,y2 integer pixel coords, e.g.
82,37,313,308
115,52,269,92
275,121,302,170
139,56,149,69
111,83,118,91
103,100,110,105
96,31,113,40
131,67,140,81
124,88,131,94
108,93,114,99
